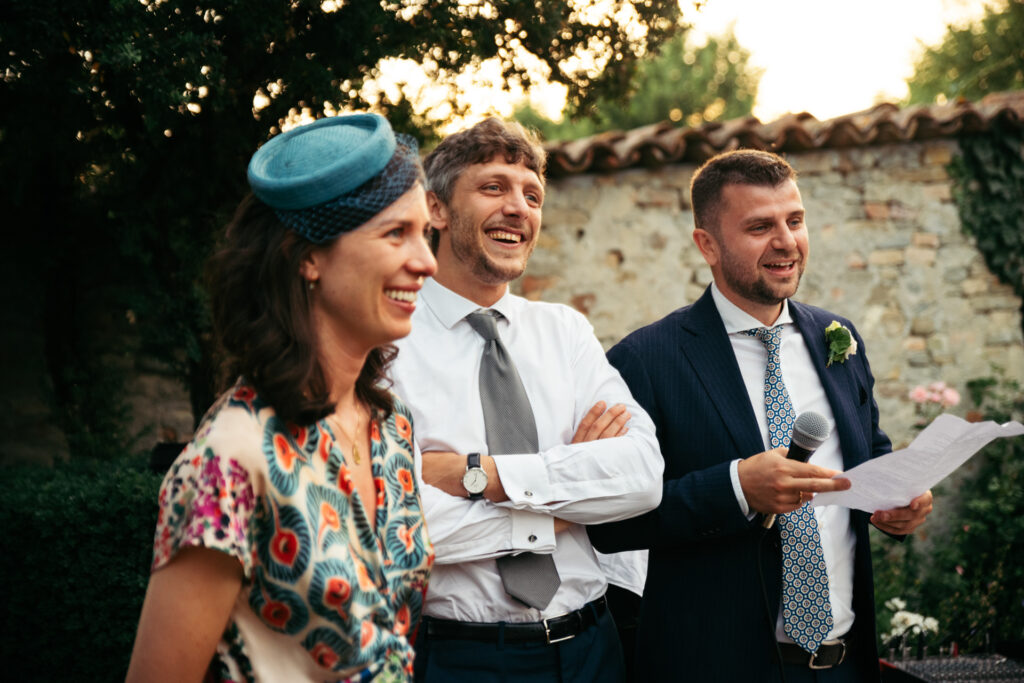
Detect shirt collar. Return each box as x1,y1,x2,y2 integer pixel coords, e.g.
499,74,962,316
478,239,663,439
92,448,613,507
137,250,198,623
420,277,519,329
709,281,793,334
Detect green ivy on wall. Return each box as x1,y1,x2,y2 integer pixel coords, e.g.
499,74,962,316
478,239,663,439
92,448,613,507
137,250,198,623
948,118,1024,333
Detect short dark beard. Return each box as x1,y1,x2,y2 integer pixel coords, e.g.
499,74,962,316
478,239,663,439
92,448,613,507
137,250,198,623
719,250,803,306
447,210,530,285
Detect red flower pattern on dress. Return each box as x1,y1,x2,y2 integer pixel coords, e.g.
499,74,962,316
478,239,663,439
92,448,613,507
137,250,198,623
397,525,416,553
336,464,354,495
310,642,339,669
233,385,256,405
394,604,411,636
355,559,376,592
361,621,376,648
394,414,412,441
273,433,300,471
271,526,299,567
317,502,340,546
261,600,292,629
317,423,332,463
324,576,351,615
397,468,414,494
289,424,309,449
150,386,432,680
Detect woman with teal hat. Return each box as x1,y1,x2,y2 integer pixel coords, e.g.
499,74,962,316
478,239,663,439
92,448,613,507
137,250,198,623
127,113,437,682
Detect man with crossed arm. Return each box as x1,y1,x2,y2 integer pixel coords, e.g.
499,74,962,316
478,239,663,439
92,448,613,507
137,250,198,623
391,118,662,682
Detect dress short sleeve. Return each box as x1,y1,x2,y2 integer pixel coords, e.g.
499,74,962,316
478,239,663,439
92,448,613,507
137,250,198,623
152,446,258,578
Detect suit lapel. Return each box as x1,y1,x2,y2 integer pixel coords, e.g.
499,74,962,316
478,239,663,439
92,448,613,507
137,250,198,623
790,302,868,468
678,288,765,460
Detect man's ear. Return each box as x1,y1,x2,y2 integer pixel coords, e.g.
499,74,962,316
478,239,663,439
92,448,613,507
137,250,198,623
692,228,720,267
426,190,449,231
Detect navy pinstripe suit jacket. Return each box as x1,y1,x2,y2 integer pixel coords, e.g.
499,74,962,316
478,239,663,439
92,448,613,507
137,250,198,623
590,286,890,681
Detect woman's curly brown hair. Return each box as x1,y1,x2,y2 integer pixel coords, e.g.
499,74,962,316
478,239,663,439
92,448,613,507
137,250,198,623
207,195,395,425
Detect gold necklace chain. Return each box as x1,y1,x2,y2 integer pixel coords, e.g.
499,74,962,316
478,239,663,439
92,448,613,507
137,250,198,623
327,406,365,465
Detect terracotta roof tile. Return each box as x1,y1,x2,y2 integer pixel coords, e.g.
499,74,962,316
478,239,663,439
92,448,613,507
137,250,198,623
544,90,1024,177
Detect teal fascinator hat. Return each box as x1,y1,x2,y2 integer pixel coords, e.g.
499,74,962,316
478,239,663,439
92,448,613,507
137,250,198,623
247,113,422,244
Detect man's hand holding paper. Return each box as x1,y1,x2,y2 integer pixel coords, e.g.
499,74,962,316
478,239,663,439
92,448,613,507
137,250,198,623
811,414,1024,517
869,489,934,535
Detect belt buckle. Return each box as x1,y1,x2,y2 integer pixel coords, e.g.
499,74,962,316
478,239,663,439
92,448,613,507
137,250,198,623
543,614,575,644
809,641,846,670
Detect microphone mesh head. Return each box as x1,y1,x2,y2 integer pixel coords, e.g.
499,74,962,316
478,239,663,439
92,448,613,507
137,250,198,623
792,411,831,449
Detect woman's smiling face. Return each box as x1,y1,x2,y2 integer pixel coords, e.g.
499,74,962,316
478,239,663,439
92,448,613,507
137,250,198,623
303,183,437,355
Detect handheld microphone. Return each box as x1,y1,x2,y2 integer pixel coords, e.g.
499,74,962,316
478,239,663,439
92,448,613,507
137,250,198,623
762,411,832,529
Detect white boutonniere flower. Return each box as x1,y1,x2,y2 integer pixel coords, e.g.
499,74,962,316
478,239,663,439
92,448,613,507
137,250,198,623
825,320,858,366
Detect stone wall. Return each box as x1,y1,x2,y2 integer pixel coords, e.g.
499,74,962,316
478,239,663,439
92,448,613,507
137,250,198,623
515,139,1023,449
6,137,1019,466
0,316,195,467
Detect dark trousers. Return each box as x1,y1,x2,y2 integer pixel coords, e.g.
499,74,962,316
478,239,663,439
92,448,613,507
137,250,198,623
413,608,625,683
604,584,641,683
777,658,868,683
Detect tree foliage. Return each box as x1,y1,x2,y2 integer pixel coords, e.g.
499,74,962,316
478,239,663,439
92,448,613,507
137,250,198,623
906,0,1024,104
0,0,687,456
515,26,760,141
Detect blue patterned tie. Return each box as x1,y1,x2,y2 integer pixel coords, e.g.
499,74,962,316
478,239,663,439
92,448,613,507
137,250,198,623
747,326,833,654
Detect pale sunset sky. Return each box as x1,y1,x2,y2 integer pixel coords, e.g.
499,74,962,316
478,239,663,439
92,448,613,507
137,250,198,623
385,0,994,131
327,0,996,135
689,0,994,122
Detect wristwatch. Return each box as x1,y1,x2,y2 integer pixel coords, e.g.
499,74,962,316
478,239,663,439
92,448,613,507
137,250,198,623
461,452,488,500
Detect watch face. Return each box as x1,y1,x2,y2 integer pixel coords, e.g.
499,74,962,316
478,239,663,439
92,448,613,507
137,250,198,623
462,468,488,494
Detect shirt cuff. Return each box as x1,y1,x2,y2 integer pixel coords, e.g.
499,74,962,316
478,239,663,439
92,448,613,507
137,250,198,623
729,458,756,520
492,453,551,506
508,509,556,554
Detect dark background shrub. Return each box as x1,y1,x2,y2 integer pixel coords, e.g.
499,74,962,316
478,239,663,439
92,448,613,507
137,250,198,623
0,454,161,681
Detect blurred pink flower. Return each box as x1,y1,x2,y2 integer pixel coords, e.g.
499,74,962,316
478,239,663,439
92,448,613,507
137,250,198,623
955,565,965,576
909,386,930,403
910,382,960,407
941,388,961,407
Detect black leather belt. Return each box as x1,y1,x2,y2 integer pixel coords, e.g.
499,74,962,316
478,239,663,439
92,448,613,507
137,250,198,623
779,634,853,669
424,596,606,645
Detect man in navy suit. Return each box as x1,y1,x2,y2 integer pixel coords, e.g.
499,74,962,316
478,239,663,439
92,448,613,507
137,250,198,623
589,150,933,681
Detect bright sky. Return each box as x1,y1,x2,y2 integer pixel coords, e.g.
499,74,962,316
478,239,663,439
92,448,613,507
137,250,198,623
685,0,992,122
341,0,994,134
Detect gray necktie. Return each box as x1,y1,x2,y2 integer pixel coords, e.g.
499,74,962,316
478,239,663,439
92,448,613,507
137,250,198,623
465,309,561,610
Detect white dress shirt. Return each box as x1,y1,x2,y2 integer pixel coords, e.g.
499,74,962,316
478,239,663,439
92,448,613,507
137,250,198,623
391,277,663,622
713,283,856,642
595,548,648,597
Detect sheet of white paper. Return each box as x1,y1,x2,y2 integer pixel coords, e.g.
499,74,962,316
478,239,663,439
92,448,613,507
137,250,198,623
810,415,1024,512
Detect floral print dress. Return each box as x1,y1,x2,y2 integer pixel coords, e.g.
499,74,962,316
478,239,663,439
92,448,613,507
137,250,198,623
152,382,433,682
